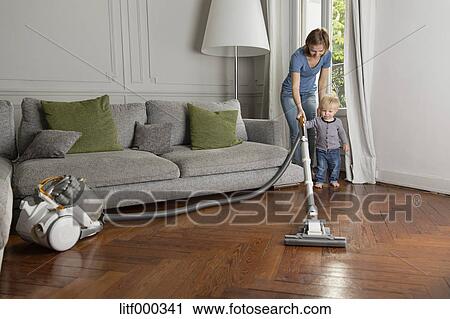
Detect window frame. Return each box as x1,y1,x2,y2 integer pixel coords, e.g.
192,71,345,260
301,0,347,113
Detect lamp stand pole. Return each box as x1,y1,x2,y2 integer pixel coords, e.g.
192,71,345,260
234,46,238,100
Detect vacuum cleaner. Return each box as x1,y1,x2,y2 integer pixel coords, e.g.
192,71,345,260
284,116,347,248
16,116,346,251
16,176,103,251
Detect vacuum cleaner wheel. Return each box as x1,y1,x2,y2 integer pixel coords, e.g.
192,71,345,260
47,216,81,251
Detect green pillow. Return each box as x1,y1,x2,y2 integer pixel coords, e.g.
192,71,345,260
41,95,123,154
188,103,242,150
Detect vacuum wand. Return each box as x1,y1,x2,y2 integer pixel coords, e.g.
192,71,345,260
298,116,318,220
284,115,347,248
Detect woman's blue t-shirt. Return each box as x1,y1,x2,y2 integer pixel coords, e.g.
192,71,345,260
281,47,332,96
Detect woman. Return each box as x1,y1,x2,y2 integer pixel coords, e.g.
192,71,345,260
280,28,331,165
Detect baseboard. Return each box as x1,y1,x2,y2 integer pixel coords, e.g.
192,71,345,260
376,169,450,195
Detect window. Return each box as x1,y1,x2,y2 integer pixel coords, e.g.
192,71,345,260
303,0,322,39
331,0,346,108
302,0,346,108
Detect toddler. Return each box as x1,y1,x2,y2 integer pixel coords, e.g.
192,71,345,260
305,94,350,188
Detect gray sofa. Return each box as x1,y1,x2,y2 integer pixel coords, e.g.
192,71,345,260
0,98,302,271
0,101,15,272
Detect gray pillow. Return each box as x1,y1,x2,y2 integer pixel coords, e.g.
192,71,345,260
132,122,172,155
19,130,81,162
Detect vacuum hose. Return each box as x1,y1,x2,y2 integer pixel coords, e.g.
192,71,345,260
103,118,305,223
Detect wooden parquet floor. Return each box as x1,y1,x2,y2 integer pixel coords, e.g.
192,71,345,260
1,182,450,298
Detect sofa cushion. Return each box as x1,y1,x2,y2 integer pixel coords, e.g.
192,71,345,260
146,100,189,146
18,98,146,154
161,141,288,177
13,149,180,197
146,99,248,146
132,122,173,155
188,104,242,150
18,98,47,155
0,100,17,160
19,130,81,162
0,157,13,250
42,95,123,154
110,103,146,148
194,100,247,142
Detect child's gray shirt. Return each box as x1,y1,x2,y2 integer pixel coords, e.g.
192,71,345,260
305,117,349,150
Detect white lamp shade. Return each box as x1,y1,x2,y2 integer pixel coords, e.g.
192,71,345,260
201,0,270,57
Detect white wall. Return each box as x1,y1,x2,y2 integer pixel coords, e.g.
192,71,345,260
371,0,450,194
0,0,261,118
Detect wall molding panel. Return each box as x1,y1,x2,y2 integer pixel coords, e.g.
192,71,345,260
0,0,124,93
0,0,260,116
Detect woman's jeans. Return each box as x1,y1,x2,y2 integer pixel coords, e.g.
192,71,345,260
316,148,341,183
280,93,317,165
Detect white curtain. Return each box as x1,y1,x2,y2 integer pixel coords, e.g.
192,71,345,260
344,0,377,184
262,0,301,148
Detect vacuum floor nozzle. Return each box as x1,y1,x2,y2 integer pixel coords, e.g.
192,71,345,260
284,223,347,248
284,234,347,248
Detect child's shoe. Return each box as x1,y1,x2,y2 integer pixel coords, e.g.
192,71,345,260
314,182,323,189
330,181,340,188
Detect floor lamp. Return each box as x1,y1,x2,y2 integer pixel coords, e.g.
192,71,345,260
201,0,270,100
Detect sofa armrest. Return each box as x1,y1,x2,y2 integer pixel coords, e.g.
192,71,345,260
0,157,13,253
243,119,283,147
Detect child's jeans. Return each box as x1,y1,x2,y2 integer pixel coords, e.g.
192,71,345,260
316,148,341,183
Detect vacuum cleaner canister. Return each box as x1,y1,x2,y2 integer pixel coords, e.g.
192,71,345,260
16,176,103,251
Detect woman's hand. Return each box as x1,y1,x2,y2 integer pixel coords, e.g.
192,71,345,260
296,106,306,120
